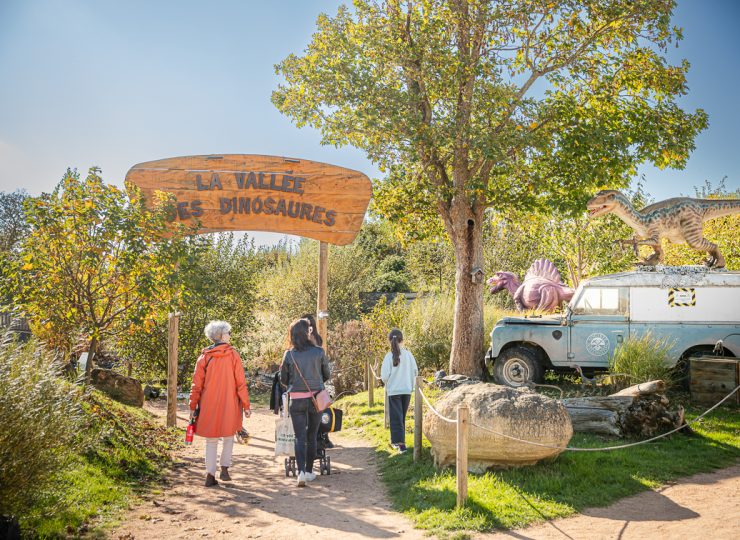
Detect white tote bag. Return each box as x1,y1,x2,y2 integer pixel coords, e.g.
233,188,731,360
274,393,295,457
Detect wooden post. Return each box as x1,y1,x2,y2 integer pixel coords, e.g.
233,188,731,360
414,376,423,462
384,392,389,429
456,404,469,508
317,241,329,349
166,312,180,428
367,360,375,406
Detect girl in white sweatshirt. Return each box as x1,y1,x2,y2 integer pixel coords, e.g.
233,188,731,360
380,328,418,452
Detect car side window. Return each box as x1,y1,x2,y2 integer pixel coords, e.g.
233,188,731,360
573,287,628,316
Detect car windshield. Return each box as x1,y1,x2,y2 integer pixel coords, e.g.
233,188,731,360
572,286,629,316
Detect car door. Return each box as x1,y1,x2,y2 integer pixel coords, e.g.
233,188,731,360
568,286,630,368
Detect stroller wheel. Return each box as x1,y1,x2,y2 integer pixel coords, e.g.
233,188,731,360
325,456,331,475
284,458,291,477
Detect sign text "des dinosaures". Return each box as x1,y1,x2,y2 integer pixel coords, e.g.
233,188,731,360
175,171,337,227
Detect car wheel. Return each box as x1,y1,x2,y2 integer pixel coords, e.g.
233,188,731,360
493,346,543,387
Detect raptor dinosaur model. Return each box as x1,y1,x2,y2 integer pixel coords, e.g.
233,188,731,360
587,190,740,268
488,259,575,312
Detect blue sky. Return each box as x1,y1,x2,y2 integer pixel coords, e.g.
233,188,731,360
1,1,738,245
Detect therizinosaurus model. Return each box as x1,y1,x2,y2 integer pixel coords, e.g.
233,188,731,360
587,190,740,268
488,259,575,312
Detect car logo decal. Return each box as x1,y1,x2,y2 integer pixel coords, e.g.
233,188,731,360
586,332,610,356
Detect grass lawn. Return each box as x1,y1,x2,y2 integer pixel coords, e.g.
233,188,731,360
339,386,740,535
21,391,182,538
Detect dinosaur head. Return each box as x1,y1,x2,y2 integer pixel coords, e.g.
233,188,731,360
586,190,621,218
487,271,519,294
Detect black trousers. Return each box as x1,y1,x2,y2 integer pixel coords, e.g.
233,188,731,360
290,397,322,473
388,393,411,445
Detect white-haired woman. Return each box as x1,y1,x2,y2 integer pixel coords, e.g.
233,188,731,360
189,321,251,487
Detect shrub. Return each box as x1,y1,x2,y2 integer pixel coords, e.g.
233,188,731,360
0,339,84,522
327,320,375,395
609,333,677,388
402,295,454,373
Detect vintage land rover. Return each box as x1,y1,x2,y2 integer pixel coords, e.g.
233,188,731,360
486,267,740,386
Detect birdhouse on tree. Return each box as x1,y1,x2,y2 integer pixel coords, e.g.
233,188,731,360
471,267,485,284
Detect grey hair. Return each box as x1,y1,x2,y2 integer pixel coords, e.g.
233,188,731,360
204,320,232,343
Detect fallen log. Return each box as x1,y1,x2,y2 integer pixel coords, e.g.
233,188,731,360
562,380,685,437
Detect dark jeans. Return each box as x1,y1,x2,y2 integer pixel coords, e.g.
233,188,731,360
388,393,411,445
290,397,322,473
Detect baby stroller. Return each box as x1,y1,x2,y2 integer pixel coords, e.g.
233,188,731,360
284,405,343,477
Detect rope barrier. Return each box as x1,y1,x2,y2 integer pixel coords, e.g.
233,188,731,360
416,383,740,453
368,361,383,382
417,382,458,424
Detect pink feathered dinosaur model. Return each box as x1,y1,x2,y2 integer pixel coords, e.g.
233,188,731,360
488,259,575,312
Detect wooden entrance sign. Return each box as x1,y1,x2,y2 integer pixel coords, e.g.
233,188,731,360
125,154,372,245
127,154,372,426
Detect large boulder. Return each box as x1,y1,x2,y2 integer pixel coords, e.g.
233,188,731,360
423,383,572,472
91,368,144,407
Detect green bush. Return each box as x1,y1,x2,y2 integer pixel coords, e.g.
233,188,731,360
327,320,375,395
609,333,677,388
0,339,84,522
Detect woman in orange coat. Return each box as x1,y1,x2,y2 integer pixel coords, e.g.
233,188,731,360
189,320,251,487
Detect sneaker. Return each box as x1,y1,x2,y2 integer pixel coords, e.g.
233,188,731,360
304,471,317,482
390,443,399,451
297,472,306,487
398,444,407,453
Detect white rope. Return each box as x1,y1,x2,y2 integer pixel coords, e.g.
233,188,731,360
417,385,458,424
368,361,383,382
416,380,739,453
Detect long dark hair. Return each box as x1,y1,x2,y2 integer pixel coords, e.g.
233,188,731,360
289,319,312,351
389,328,403,367
300,313,323,346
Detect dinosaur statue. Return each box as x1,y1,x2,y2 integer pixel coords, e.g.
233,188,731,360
488,259,575,312
587,190,740,268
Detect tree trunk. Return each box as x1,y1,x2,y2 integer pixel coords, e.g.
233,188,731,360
447,203,485,377
85,336,99,384
562,380,685,437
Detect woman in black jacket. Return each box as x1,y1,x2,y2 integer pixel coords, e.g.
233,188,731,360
280,318,331,486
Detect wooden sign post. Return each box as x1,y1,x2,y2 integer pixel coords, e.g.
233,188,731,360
317,241,329,348
166,312,180,427
126,155,372,427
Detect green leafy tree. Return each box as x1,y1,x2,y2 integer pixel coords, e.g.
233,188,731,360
13,168,183,380
273,0,707,375
115,233,259,385
0,190,31,306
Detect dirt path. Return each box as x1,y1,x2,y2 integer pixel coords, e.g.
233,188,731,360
479,464,740,540
114,402,739,540
112,402,425,540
